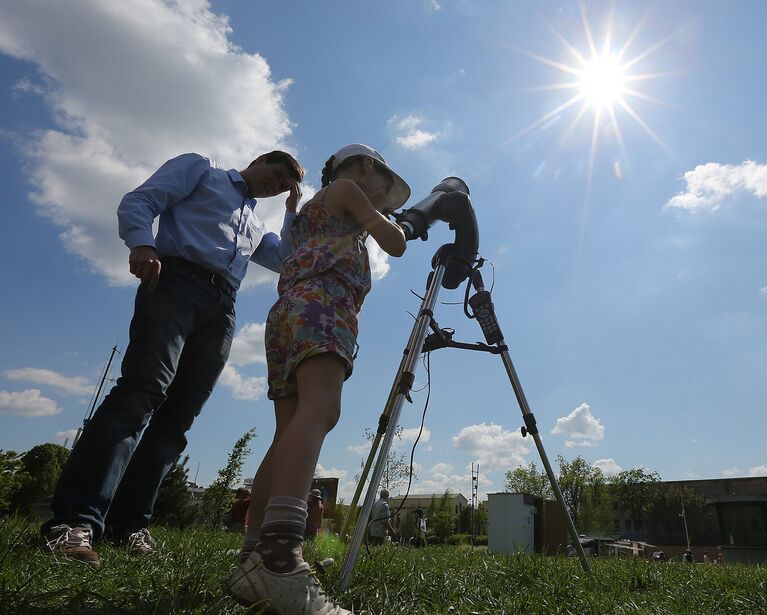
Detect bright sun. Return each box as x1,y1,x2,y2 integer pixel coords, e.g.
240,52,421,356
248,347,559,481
578,54,626,109
511,6,677,188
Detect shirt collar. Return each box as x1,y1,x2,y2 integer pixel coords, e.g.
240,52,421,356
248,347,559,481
228,169,249,194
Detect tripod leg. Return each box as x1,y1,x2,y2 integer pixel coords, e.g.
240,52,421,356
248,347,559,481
340,265,447,591
340,413,390,539
498,346,592,575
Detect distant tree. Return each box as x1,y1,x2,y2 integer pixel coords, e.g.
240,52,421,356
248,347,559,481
355,426,416,495
610,468,663,529
578,467,614,535
152,455,196,528
0,450,24,514
200,428,256,528
557,455,596,525
504,461,553,499
429,491,457,544
10,443,69,515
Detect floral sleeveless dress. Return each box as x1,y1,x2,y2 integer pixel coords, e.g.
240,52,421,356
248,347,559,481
265,188,372,399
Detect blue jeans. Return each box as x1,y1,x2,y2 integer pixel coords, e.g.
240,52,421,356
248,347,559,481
43,264,236,539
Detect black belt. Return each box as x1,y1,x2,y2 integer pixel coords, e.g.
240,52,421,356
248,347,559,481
161,257,236,298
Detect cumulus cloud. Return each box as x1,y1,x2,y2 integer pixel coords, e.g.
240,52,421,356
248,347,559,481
399,427,431,444
426,0,442,11
748,465,767,477
430,462,454,474
551,403,604,448
452,423,530,471
365,236,392,280
721,467,740,478
5,367,93,396
314,462,353,500
346,442,370,456
593,458,622,476
665,160,767,212
217,365,266,401
0,0,294,288
227,323,267,367
416,461,492,499
53,429,79,444
388,115,443,150
0,389,61,417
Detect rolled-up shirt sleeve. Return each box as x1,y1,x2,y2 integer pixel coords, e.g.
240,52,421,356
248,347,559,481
250,211,296,274
118,153,209,250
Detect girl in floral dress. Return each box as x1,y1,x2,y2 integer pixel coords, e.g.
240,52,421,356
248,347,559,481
226,144,409,614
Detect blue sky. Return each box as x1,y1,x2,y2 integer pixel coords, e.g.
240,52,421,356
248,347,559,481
1,0,765,501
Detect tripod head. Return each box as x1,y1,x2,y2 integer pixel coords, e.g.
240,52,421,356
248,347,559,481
396,178,479,289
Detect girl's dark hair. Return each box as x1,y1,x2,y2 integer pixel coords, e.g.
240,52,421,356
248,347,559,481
321,154,363,187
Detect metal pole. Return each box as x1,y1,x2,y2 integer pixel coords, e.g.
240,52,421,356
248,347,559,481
496,345,591,574
680,491,691,550
73,344,119,449
340,264,446,591
86,344,119,422
340,346,416,539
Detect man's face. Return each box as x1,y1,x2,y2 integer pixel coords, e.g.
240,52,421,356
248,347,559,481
251,162,296,198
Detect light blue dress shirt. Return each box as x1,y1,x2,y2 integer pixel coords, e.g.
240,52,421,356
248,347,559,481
117,153,295,290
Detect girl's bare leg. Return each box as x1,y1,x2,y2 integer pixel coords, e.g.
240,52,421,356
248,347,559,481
242,396,297,553
269,354,345,498
256,354,345,573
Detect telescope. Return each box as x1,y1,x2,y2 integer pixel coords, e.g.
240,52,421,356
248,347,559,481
395,178,479,289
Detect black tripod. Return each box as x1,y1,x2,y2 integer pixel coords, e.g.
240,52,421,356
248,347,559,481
340,248,592,590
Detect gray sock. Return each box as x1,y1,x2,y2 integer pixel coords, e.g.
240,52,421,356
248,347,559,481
257,496,307,573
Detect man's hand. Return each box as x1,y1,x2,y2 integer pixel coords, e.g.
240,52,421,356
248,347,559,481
285,183,302,213
129,245,162,292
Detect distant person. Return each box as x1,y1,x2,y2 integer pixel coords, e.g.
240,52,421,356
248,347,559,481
305,488,324,540
228,488,251,533
369,489,397,546
703,551,710,564
224,144,409,614
682,549,694,563
40,151,303,568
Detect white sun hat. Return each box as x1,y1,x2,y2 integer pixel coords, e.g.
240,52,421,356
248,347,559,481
330,143,411,212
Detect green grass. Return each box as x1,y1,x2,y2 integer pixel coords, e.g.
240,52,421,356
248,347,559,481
1,517,765,614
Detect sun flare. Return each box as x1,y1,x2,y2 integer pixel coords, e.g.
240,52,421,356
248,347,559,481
577,54,626,109
511,6,678,189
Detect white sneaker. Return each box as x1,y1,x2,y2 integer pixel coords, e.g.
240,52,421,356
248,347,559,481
225,552,353,614
126,528,156,555
42,524,100,569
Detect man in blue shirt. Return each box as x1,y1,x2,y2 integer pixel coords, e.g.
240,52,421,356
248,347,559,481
41,151,304,568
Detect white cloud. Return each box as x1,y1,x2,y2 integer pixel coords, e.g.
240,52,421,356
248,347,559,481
665,160,767,212
416,463,493,500
430,462,454,474
452,422,530,471
551,403,604,448
346,442,370,456
53,429,79,444
593,458,622,477
388,115,443,150
0,389,61,417
5,367,93,396
217,365,266,401
400,427,431,444
315,462,353,500
721,467,740,478
759,287,767,298
227,322,267,367
365,236,391,280
426,0,442,12
0,0,293,287
748,465,767,477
